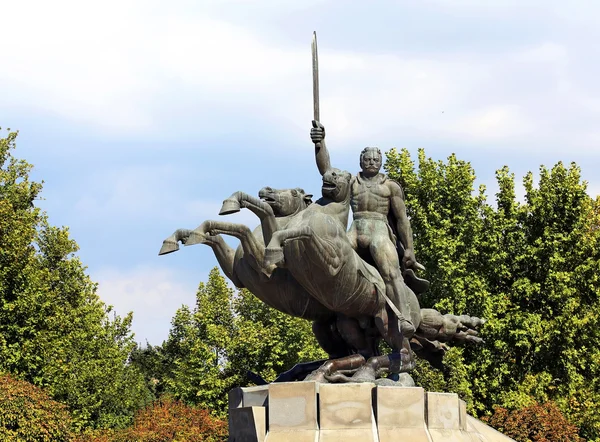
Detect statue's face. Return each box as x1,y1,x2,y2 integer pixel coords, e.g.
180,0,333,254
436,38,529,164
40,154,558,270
360,149,382,175
322,168,352,202
258,187,312,216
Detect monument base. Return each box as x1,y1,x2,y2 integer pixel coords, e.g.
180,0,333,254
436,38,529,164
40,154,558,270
228,382,514,442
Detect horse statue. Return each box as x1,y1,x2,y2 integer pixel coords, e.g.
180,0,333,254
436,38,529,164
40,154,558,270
173,176,484,383
160,187,363,359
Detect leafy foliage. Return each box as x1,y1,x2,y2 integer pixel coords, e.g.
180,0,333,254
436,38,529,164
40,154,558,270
483,401,582,442
0,372,74,442
136,268,326,417
76,397,227,442
385,148,600,440
0,129,151,429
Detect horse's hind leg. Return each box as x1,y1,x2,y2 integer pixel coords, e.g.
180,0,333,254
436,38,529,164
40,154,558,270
335,315,377,359
373,305,395,351
312,319,351,359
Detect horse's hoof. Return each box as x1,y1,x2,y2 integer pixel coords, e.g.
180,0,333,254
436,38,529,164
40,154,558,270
219,199,241,215
159,239,179,255
264,247,285,268
185,230,207,245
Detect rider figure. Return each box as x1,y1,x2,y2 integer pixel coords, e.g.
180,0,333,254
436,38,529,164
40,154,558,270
310,121,422,338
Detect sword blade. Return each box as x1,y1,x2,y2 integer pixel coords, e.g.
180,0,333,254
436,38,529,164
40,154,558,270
311,31,320,122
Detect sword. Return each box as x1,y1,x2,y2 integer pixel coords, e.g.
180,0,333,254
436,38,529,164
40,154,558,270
312,31,320,122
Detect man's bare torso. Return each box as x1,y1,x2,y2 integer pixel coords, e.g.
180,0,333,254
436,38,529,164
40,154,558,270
350,173,395,247
351,173,391,215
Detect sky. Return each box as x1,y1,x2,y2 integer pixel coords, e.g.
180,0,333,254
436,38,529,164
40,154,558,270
1,0,599,346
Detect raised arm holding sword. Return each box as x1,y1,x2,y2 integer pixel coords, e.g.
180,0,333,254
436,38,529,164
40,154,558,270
309,32,426,338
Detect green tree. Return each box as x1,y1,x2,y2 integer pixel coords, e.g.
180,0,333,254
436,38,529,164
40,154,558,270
0,129,151,430
129,343,170,399
160,268,236,414
385,148,600,440
228,286,326,383
153,268,326,416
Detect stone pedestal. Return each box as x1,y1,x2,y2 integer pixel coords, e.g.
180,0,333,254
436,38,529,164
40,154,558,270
265,382,319,442
377,386,429,442
228,383,514,442
319,383,378,442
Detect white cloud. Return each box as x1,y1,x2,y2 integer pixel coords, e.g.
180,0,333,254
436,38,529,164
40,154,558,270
156,20,303,89
315,50,544,148
71,163,262,230
73,164,180,221
448,105,533,140
0,0,159,130
3,1,598,153
513,43,568,64
0,1,312,133
95,265,197,345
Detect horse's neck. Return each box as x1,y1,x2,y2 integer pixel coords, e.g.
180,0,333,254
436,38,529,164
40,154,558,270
332,202,350,229
315,197,350,229
270,204,309,227
292,204,309,217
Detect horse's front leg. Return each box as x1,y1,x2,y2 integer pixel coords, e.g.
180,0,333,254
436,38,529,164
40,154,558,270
187,220,268,274
220,191,278,244
264,226,341,273
159,228,241,287
159,229,193,255
202,234,242,287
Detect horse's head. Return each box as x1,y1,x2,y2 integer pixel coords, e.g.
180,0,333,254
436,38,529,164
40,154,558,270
258,187,313,217
322,168,352,203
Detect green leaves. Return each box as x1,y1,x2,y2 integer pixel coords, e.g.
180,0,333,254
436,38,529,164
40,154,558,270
0,129,151,430
385,149,600,440
148,268,326,417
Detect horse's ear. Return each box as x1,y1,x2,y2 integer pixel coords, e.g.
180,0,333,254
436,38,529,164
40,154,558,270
304,194,313,205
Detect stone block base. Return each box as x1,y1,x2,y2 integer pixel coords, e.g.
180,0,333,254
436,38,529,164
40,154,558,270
228,383,514,442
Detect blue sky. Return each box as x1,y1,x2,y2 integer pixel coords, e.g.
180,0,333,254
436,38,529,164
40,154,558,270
1,0,599,345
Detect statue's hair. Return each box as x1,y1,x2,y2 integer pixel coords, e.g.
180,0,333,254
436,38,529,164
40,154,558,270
360,146,382,163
